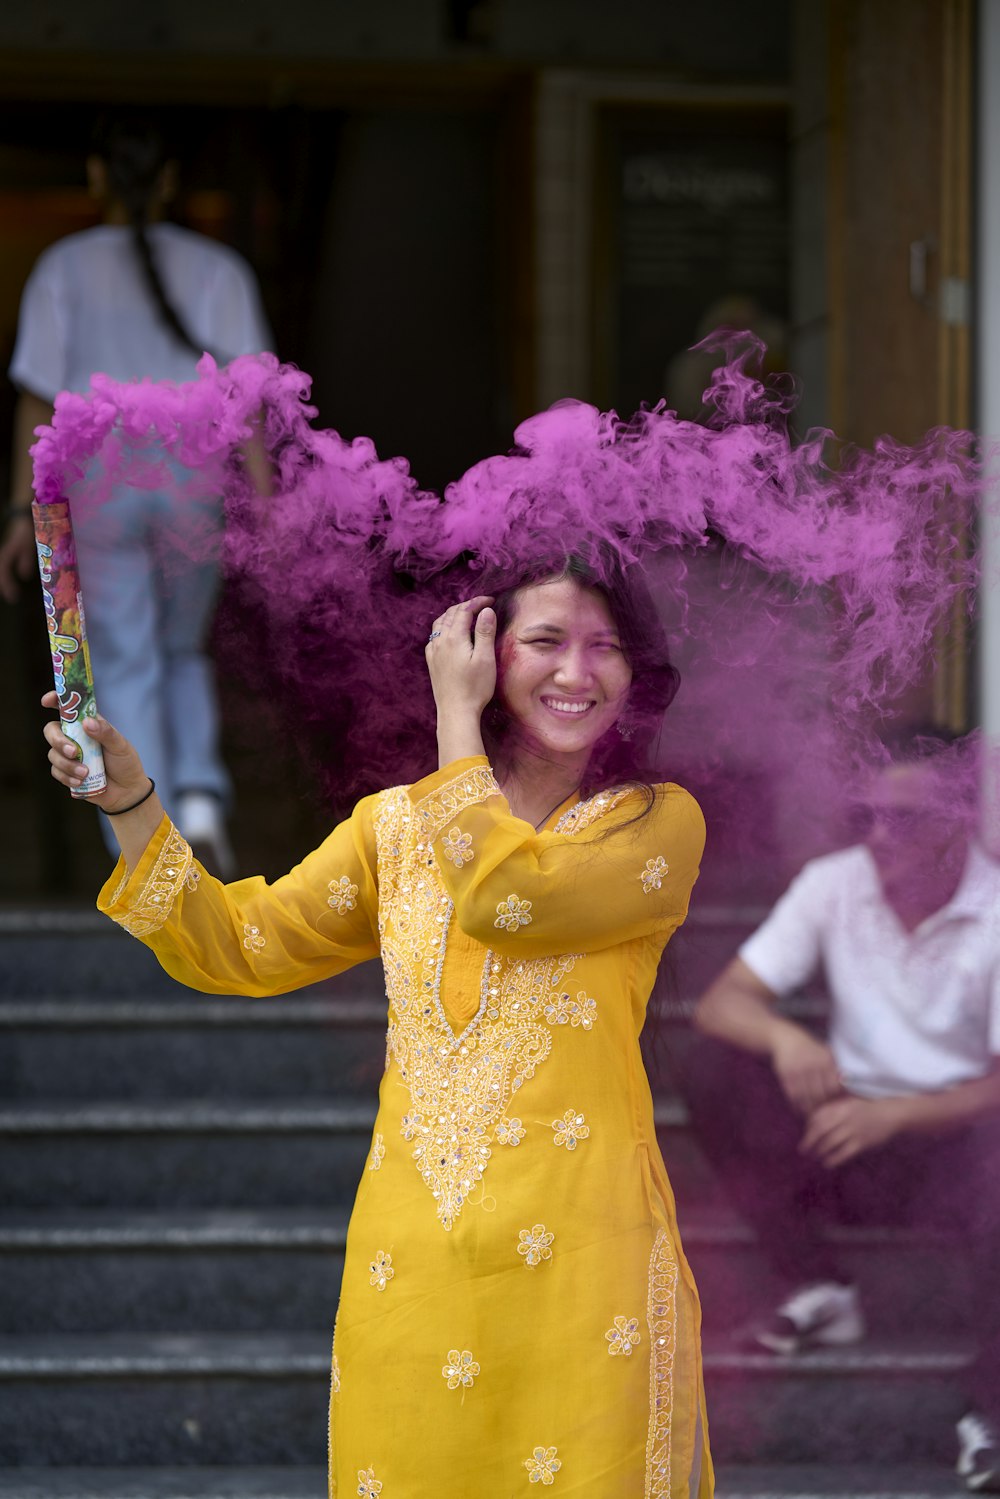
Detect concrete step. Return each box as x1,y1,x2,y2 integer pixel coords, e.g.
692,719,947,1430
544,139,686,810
0,1468,966,1499
0,1333,973,1466
0,1208,972,1337
0,996,388,1100
0,1210,349,1334
714,1466,964,1497
0,1469,328,1498
0,1334,328,1467
0,1101,377,1209
704,1339,971,1465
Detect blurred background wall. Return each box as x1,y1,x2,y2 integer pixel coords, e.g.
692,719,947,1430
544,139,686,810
0,0,978,897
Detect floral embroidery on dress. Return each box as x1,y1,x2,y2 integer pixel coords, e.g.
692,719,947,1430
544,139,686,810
553,787,631,834
441,827,474,868
645,1229,679,1496
110,823,194,938
641,856,669,893
331,1352,341,1392
375,789,584,1230
496,1116,525,1146
369,1250,394,1291
411,762,503,841
524,1446,562,1484
552,1109,589,1150
356,1469,382,1498
242,923,266,954
517,1223,554,1266
495,894,533,932
543,990,597,1029
184,867,201,893
442,1348,480,1389
328,875,359,914
368,1133,385,1170
606,1315,641,1356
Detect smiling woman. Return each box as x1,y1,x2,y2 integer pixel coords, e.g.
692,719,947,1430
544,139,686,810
476,553,681,823
45,544,711,1497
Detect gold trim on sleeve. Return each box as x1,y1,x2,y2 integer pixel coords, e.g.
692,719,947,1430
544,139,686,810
412,764,503,841
112,824,194,939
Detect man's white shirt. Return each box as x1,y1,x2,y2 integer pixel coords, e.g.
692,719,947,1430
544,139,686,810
739,843,1000,1098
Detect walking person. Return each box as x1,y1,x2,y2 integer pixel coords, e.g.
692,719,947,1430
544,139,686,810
3,113,272,873
43,558,712,1497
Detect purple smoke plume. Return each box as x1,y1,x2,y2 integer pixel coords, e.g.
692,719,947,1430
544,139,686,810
31,334,984,887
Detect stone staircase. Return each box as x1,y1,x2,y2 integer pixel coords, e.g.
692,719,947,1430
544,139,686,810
0,908,970,1497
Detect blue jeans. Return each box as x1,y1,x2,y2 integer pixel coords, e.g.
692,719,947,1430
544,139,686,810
71,477,230,854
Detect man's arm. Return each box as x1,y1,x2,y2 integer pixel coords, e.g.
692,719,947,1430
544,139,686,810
0,389,54,602
801,1065,1000,1169
694,956,843,1114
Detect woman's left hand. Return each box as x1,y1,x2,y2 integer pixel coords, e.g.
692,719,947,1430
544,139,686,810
425,595,497,723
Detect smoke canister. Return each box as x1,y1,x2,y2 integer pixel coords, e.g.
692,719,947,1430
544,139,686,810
32,499,107,797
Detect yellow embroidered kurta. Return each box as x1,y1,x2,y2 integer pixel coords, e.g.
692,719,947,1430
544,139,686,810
99,757,711,1498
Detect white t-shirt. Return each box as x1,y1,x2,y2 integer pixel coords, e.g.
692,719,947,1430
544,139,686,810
9,223,272,399
739,843,1000,1098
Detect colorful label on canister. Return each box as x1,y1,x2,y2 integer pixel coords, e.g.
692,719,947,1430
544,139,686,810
32,499,107,797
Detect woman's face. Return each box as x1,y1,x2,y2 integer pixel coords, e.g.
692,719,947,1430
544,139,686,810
497,576,633,763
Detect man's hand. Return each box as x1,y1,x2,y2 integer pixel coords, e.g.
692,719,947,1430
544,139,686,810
0,514,36,603
770,1026,843,1114
800,1094,908,1168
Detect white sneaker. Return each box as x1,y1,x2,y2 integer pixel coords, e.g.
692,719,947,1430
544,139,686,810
750,1281,866,1355
957,1411,1000,1492
176,792,236,882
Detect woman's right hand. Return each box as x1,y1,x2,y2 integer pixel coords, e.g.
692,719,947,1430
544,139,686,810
42,692,151,812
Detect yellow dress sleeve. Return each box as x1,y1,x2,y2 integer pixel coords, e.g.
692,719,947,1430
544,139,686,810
408,756,705,958
97,795,381,996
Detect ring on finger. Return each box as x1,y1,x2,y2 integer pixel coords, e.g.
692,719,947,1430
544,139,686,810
427,629,442,641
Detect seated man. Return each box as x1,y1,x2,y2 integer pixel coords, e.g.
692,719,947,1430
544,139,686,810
683,733,1000,1492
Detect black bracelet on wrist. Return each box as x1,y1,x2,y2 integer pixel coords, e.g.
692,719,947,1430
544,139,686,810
101,779,156,816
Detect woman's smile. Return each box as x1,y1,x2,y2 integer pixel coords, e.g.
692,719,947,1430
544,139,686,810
497,577,633,764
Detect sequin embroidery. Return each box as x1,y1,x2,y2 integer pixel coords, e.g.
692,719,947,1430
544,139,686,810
356,1469,382,1498
331,1352,341,1392
441,827,474,867
641,856,669,894
369,1250,394,1291
552,1109,589,1150
645,1229,679,1497
375,788,588,1231
496,1116,525,1146
494,894,533,933
184,867,201,893
517,1223,554,1266
368,1133,385,1171
373,784,623,1230
108,823,193,938
242,923,266,954
328,876,359,914
606,1315,641,1356
543,990,597,1029
412,762,503,841
524,1446,562,1484
442,1348,480,1389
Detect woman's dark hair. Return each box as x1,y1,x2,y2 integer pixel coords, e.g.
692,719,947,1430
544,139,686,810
90,113,205,360
477,550,681,816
